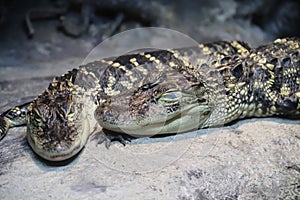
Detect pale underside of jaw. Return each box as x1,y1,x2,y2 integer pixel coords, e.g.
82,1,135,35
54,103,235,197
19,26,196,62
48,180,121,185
100,105,210,137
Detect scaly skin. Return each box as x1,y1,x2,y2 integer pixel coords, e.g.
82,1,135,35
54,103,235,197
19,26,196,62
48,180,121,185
0,38,299,161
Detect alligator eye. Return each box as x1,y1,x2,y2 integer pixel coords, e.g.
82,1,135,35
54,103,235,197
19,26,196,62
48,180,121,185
203,110,210,115
159,91,182,103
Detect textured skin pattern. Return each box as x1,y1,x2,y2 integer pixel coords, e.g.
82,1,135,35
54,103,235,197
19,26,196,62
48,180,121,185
0,38,299,161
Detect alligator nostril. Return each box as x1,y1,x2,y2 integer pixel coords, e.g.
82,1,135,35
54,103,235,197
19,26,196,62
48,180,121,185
54,144,69,152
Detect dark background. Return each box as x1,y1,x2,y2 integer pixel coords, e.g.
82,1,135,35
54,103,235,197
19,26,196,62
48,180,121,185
1,0,300,66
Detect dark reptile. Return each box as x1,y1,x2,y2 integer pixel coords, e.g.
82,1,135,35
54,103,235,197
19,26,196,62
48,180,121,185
0,38,299,161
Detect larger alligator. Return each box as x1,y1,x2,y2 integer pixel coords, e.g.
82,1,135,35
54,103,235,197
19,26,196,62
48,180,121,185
0,38,299,161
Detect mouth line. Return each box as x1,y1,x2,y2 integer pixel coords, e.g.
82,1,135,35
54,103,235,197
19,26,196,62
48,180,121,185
37,143,82,161
46,143,82,161
101,104,199,127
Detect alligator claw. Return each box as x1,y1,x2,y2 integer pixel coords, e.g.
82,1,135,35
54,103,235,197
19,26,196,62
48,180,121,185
91,129,132,148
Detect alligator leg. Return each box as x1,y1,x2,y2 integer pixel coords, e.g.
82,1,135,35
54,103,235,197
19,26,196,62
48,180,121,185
0,102,31,141
91,128,133,148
